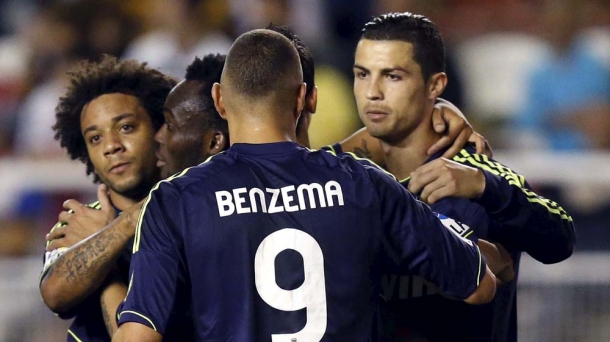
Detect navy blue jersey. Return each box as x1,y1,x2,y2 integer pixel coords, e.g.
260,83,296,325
118,142,485,342
380,145,574,342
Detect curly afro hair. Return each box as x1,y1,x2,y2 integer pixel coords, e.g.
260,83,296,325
53,55,177,181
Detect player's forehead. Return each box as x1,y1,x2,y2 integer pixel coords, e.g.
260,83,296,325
164,81,205,121
354,39,417,70
81,93,149,130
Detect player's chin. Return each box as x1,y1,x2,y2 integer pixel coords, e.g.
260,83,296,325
108,175,145,194
159,166,172,179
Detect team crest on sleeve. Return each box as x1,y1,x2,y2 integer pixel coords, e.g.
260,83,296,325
433,212,474,246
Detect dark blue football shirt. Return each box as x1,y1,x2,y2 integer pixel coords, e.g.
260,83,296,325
118,142,485,341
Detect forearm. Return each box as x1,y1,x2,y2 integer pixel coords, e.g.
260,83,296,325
477,239,514,284
100,271,128,338
40,213,136,312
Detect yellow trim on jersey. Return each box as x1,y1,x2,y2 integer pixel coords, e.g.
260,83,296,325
323,146,396,180
133,155,219,253
463,231,474,239
67,329,84,342
476,245,482,287
452,150,572,222
324,144,338,155
118,310,158,332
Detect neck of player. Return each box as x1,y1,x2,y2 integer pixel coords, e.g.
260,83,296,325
109,189,149,212
228,108,298,145
381,107,442,181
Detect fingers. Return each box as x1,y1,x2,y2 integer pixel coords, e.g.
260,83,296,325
420,181,449,205
46,226,65,242
467,132,493,157
97,184,113,212
58,210,72,224
430,107,446,133
428,106,471,157
440,127,471,159
408,161,442,198
435,98,463,118
63,199,85,213
46,238,65,251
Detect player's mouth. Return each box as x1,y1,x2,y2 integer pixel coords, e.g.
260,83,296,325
108,162,131,174
156,152,166,168
365,109,389,121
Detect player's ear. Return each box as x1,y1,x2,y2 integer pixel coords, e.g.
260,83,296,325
427,72,447,100
295,83,306,122
212,83,226,119
304,86,317,114
208,130,228,155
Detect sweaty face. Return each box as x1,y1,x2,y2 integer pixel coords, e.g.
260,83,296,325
155,81,214,178
353,39,429,144
81,93,159,198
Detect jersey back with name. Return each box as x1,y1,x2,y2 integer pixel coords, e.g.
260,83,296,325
119,142,484,342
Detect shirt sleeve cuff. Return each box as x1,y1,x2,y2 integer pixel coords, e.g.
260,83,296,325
475,170,508,214
118,310,159,333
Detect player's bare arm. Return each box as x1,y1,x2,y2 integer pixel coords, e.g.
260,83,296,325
478,239,515,284
100,269,128,337
112,322,162,342
40,201,141,313
464,265,496,305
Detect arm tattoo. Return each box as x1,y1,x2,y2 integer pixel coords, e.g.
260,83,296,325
48,228,119,284
353,139,373,160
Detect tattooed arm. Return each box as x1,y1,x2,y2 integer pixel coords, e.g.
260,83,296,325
40,204,141,313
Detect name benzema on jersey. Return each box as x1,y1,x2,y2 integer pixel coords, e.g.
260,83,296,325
215,181,345,217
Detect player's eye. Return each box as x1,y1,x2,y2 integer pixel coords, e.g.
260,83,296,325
387,74,401,81
89,135,101,144
120,124,135,133
353,70,368,79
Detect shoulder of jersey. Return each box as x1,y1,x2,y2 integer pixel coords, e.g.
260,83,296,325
161,152,235,189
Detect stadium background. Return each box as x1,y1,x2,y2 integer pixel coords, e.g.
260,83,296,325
0,0,608,340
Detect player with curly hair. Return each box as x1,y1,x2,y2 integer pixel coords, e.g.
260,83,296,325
39,55,176,342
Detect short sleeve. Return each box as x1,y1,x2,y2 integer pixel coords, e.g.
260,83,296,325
117,182,184,335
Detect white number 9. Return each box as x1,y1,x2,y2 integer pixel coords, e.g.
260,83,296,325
254,228,327,341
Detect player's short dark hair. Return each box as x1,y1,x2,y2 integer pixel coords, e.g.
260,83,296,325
265,23,315,98
54,55,176,181
223,29,302,98
362,12,445,81
185,54,229,137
